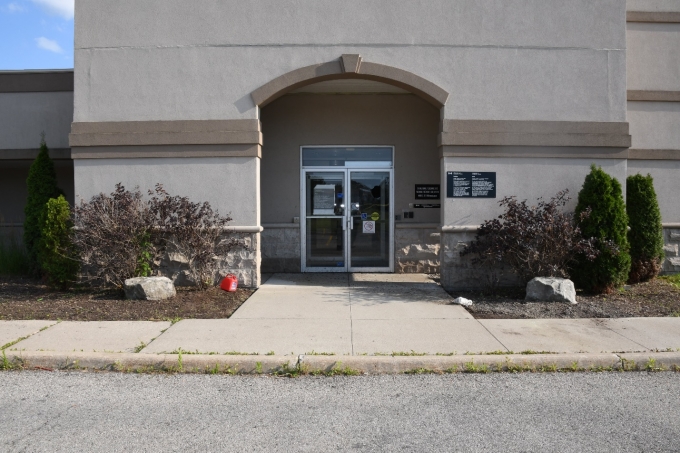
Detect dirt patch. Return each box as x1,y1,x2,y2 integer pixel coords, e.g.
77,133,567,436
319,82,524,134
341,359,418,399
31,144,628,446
0,276,254,321
452,279,680,319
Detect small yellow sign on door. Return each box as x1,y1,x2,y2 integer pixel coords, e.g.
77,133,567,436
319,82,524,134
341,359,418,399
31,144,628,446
370,212,380,221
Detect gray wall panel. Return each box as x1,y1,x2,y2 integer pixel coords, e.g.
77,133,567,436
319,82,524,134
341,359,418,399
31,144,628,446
0,92,73,149
74,46,624,122
76,0,625,49
627,0,680,12
73,157,259,226
73,0,626,123
0,160,74,224
628,160,680,223
441,157,628,226
627,23,680,91
628,101,680,149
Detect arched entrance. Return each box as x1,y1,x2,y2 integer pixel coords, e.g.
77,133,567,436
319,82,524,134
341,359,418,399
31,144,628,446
254,56,448,274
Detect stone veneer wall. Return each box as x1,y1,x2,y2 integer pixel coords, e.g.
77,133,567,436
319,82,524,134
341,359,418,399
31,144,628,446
442,225,680,291
440,228,521,292
262,223,440,274
394,224,440,273
662,225,680,274
159,231,260,288
261,225,301,273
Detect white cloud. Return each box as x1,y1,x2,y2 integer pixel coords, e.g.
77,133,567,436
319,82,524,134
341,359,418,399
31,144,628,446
36,36,63,53
31,0,74,20
7,2,26,12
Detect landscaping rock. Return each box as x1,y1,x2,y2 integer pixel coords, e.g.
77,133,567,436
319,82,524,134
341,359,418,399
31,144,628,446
525,277,576,305
124,277,176,301
452,297,473,307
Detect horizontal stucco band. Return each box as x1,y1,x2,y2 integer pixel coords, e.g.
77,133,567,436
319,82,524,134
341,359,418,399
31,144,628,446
439,120,631,148
69,120,262,148
70,144,260,159
262,223,300,229
628,91,680,102
440,146,629,159
0,148,71,160
628,149,680,160
0,71,74,93
627,11,680,23
251,55,449,108
224,226,263,233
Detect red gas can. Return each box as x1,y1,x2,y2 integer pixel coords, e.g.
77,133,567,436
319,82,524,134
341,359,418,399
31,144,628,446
220,274,238,292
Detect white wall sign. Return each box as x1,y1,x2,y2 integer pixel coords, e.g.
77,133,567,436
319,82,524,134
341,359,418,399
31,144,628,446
362,221,375,234
313,184,336,215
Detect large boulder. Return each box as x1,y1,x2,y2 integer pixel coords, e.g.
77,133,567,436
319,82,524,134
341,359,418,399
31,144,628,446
525,277,577,305
124,277,176,300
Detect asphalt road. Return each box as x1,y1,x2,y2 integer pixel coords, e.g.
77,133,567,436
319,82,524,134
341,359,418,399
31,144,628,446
1,372,679,452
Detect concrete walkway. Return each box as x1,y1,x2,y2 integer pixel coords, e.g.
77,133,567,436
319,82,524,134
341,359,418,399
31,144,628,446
3,274,680,359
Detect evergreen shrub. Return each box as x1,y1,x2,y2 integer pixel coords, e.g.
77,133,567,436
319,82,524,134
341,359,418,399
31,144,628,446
38,195,79,289
571,165,631,293
626,174,664,283
23,135,62,273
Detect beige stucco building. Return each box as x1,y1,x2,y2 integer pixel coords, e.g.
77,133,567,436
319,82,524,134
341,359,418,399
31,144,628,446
1,0,679,290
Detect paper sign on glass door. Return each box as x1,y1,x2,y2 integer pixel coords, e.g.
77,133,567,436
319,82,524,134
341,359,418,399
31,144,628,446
362,221,375,234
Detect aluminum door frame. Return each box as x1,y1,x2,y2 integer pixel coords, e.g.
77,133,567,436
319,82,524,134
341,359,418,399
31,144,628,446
346,169,394,273
300,170,395,272
300,168,349,272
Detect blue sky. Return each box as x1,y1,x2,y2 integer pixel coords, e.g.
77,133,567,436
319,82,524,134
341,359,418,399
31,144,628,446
0,0,74,70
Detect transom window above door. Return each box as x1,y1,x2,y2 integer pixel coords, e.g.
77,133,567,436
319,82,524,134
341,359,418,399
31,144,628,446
302,146,393,168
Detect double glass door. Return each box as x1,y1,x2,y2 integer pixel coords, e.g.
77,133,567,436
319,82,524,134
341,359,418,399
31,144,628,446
302,169,393,272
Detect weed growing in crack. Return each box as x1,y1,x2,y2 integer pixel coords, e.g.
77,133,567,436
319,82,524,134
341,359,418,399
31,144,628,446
404,368,438,375
0,350,12,370
134,342,147,353
644,358,666,372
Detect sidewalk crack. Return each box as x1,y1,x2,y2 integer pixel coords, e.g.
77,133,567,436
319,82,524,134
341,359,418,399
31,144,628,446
475,319,511,352
593,319,650,351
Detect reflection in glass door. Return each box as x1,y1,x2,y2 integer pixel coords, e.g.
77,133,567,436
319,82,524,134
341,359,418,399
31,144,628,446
348,171,391,270
303,171,346,271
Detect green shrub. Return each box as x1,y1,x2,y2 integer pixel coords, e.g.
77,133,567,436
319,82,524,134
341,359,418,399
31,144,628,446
0,234,31,276
38,195,79,289
627,174,664,283
23,135,62,274
570,165,631,293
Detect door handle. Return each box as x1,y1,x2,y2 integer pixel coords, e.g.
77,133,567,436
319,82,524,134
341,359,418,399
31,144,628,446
349,217,354,230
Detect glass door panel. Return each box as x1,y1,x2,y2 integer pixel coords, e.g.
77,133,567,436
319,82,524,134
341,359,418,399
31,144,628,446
349,171,391,270
304,171,346,270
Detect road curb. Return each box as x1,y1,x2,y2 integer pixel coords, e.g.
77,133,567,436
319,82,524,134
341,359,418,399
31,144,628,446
300,353,624,374
3,350,680,374
2,351,295,374
618,352,680,371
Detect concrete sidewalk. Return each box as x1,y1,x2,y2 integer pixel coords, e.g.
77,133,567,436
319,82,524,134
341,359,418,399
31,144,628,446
2,273,680,373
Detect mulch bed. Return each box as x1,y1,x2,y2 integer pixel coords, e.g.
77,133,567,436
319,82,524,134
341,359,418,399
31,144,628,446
2,275,679,321
455,278,680,319
0,276,254,321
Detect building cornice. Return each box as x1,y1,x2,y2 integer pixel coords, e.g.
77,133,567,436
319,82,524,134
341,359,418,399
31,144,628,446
0,70,73,93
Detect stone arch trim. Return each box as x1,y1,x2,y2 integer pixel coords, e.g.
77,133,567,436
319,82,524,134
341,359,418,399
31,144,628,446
251,55,449,108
